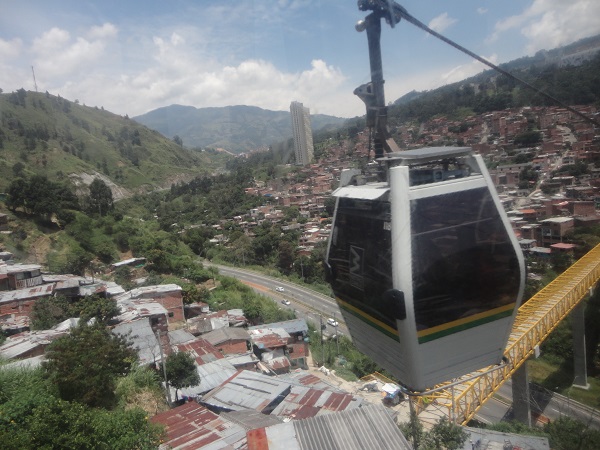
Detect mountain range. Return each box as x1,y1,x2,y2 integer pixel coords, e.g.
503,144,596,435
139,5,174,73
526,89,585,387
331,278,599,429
133,104,347,154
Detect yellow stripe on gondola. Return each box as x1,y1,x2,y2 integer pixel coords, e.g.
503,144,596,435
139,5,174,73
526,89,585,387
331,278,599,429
417,303,516,343
336,297,399,340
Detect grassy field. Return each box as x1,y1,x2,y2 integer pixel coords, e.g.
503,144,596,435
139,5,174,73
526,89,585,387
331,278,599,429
529,358,600,408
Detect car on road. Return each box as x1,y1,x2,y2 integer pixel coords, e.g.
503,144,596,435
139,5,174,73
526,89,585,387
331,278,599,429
275,286,284,292
327,318,338,327
281,299,291,305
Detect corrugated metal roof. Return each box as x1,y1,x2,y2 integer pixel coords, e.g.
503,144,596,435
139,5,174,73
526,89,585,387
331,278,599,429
0,283,55,303
278,372,342,392
200,370,291,413
225,352,258,367
202,326,250,346
263,355,290,372
169,329,196,345
248,319,308,335
0,263,42,274
271,385,361,420
0,329,67,359
112,318,161,365
293,404,411,450
179,358,237,397
150,401,246,450
250,328,290,349
221,410,283,431
247,404,411,450
176,338,224,365
115,299,168,322
247,422,301,450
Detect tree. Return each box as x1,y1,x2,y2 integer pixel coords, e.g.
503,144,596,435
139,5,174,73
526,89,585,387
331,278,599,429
399,408,424,449
0,366,163,449
78,295,121,324
163,352,200,400
420,417,469,450
88,178,114,216
173,135,183,147
544,416,600,450
5,177,27,211
43,323,137,408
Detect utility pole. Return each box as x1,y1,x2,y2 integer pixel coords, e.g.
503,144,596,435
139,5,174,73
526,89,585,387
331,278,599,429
320,315,324,366
155,328,172,404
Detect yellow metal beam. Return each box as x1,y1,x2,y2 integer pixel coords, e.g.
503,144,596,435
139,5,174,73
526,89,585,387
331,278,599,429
418,243,600,424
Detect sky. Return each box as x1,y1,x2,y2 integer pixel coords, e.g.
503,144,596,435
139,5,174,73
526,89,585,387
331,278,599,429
1,0,599,119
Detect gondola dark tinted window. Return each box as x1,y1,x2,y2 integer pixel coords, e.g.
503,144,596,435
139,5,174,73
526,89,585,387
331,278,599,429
329,197,395,330
411,187,520,331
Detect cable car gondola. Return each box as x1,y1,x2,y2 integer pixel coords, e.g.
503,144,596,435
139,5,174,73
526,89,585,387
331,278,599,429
322,0,528,391
325,147,525,390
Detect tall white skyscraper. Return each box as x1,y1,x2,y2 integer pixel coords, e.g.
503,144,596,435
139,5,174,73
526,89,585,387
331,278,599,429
290,101,314,166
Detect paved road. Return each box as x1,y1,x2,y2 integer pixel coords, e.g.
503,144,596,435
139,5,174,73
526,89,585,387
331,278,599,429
208,263,348,337
476,381,600,429
211,262,600,428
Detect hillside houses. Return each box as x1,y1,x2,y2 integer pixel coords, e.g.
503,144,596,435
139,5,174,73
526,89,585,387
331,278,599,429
218,104,600,266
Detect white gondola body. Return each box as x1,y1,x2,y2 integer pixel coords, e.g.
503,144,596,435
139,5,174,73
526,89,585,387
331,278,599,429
326,147,525,390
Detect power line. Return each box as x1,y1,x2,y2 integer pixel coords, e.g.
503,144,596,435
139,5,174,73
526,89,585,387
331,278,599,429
359,0,600,128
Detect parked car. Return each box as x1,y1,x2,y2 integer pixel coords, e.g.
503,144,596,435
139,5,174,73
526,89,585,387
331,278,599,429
327,318,338,327
275,286,284,292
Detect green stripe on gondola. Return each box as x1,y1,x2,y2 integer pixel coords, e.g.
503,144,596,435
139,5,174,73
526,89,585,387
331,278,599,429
336,297,400,341
417,303,515,344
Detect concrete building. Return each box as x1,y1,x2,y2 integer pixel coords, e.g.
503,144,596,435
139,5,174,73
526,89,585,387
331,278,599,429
290,101,314,166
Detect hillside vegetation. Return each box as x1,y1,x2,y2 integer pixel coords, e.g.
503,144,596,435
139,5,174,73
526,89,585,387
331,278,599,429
0,90,224,194
388,52,600,126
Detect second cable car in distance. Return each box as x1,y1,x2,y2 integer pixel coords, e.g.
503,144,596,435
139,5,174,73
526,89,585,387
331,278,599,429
325,147,525,391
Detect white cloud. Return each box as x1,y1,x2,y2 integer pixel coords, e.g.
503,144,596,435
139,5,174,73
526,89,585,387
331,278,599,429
440,55,498,85
477,8,488,15
0,37,23,59
32,27,71,54
428,13,457,34
88,23,118,40
491,0,600,53
29,25,120,80
55,50,350,118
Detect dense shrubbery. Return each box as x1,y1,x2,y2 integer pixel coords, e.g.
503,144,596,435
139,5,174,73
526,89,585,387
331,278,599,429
0,334,164,449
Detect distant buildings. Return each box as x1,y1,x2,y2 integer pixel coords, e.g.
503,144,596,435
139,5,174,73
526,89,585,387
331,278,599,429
290,101,314,166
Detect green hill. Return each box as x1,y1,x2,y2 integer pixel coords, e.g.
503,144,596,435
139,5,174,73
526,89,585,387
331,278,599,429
389,42,600,125
133,104,346,154
0,90,221,196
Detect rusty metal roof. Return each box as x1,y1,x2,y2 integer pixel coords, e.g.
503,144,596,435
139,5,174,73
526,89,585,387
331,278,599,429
271,385,361,420
150,401,246,450
249,328,290,349
176,338,224,365
0,283,55,303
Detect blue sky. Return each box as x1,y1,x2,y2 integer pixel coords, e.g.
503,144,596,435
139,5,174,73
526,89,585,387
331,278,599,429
1,0,599,118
